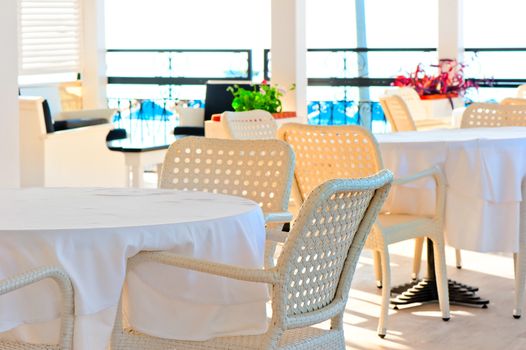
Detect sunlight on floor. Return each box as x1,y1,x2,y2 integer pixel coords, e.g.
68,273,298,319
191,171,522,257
344,242,523,349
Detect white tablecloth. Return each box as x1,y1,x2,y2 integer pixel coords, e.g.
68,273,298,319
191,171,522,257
377,127,526,252
0,188,267,349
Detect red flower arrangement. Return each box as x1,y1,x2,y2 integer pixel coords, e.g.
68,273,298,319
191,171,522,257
392,59,478,99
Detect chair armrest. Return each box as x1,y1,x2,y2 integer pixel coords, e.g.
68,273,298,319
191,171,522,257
393,166,441,186
0,266,72,297
43,123,126,188
0,266,74,350
392,165,446,220
54,109,116,122
264,212,293,224
45,123,113,142
130,251,280,285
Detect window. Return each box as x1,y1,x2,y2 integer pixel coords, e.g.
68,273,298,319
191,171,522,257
105,0,270,50
463,0,526,101
18,0,82,83
464,0,526,48
105,0,270,101
306,0,357,49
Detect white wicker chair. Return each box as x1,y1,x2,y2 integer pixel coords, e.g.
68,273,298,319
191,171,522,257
221,110,278,140
0,266,74,350
112,170,393,350
380,93,452,132
461,102,526,128
278,123,450,338
501,97,526,106
380,94,461,275
384,87,427,120
517,84,526,98
460,103,526,318
160,137,295,264
379,95,417,132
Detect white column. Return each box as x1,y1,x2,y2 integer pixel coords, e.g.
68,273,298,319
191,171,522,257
271,0,307,122
438,0,464,62
0,0,20,188
355,0,371,129
82,0,108,109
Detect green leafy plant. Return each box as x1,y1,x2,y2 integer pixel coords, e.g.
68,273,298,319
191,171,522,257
227,81,293,113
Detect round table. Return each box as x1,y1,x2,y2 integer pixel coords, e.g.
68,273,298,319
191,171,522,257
377,127,526,307
0,188,267,349
377,126,526,253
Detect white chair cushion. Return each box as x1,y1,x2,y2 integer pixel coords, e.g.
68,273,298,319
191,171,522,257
176,107,205,127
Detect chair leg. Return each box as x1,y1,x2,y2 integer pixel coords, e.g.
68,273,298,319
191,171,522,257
412,237,424,280
515,183,526,318
455,249,462,269
373,250,382,288
377,248,391,338
514,251,526,318
432,239,450,321
264,240,278,268
514,253,518,279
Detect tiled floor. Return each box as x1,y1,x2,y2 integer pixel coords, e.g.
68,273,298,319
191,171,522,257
344,242,524,350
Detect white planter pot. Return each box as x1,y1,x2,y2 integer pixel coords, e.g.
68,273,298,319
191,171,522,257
420,97,464,119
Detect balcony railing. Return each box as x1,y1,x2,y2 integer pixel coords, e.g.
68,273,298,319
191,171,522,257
106,47,526,128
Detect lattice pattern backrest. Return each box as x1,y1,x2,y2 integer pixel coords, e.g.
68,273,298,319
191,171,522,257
380,95,417,132
501,98,526,106
517,84,526,99
221,110,278,140
461,103,526,128
278,124,383,202
275,173,392,319
160,137,294,212
385,87,427,120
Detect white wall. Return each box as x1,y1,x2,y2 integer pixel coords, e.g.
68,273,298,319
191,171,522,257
0,0,20,188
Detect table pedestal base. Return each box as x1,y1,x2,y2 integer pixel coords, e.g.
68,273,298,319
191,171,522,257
391,238,489,308
391,279,489,307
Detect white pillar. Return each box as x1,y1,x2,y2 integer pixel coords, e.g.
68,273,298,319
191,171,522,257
355,0,371,129
271,0,307,122
82,0,108,109
0,0,20,188
438,0,463,62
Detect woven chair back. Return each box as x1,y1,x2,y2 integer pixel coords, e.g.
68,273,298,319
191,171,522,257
278,124,383,203
517,84,526,98
275,171,392,321
221,109,278,140
379,95,417,132
160,137,294,213
461,103,526,128
501,97,526,106
385,87,427,119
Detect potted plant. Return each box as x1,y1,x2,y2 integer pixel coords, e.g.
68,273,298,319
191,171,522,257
227,81,296,118
393,59,478,101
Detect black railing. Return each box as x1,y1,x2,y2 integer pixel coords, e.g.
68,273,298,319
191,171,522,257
106,49,253,128
106,47,526,90
105,47,526,127
263,47,526,88
263,47,437,85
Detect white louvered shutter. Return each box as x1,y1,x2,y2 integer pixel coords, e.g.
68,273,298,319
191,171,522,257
18,0,82,76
